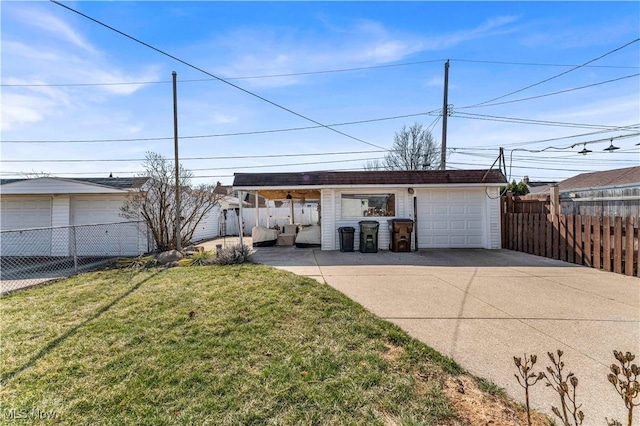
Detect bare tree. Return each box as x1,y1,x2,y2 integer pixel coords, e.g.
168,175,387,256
363,159,384,171
379,123,441,171
121,152,223,251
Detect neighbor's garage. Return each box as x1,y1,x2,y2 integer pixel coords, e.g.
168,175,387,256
416,188,486,248
71,195,143,256
0,196,53,256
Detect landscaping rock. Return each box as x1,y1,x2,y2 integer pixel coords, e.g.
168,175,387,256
157,249,184,265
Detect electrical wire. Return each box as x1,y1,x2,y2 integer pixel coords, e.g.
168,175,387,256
450,112,640,130
1,59,448,87
473,126,640,149
50,0,387,151
449,58,640,69
455,73,640,110
5,58,638,88
0,150,387,163
461,38,640,108
2,111,437,144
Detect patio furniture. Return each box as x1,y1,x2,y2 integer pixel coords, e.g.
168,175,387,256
251,226,278,247
295,225,321,248
276,224,298,246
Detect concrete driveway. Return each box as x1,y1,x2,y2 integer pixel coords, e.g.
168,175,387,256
249,247,640,423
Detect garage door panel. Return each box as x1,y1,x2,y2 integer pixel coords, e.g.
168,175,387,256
1,197,52,255
416,189,485,248
73,196,126,225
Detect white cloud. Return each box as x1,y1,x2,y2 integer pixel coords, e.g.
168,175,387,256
205,14,521,89
1,93,53,131
14,7,97,54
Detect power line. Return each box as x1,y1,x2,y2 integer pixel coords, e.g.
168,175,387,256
50,1,388,151
450,58,640,69
2,111,436,144
455,73,640,110
1,150,386,163
1,59,447,87
450,112,640,130
473,126,640,149
462,38,640,108
5,58,638,88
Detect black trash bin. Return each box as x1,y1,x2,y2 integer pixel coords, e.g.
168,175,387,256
390,219,413,252
338,226,355,252
359,221,380,253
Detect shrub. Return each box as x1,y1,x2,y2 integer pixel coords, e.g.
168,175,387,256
214,244,251,265
116,255,157,269
179,248,215,267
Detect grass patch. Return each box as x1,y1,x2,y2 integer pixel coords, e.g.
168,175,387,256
1,264,538,425
474,376,507,397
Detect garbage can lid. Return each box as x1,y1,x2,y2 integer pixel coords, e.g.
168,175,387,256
391,218,413,223
338,226,355,231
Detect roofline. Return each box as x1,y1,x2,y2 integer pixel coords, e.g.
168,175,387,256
560,182,640,193
234,183,505,191
0,176,144,192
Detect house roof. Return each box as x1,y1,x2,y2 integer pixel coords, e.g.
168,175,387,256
233,169,506,188
0,176,148,190
558,166,640,192
0,177,149,195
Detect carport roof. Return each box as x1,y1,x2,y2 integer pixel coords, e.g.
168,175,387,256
233,169,506,188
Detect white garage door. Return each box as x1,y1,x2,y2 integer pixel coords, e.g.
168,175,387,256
416,189,485,248
72,196,141,256
1,197,52,256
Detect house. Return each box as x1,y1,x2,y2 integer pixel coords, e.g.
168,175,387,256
557,166,639,216
232,169,506,251
0,176,222,256
523,166,640,216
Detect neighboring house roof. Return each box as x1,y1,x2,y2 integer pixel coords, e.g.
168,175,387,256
213,182,233,196
233,169,506,188
0,176,149,195
557,166,640,192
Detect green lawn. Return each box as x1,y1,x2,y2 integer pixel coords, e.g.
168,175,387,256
1,265,519,425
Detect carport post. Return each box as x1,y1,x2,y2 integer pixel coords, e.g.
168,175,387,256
238,190,244,245
255,191,260,228
265,196,270,228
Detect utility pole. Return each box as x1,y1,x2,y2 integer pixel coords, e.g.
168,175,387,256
172,71,181,251
440,60,449,170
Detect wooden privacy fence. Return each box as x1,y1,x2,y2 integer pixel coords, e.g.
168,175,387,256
503,213,639,277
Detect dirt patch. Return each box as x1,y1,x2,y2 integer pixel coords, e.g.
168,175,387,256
381,344,404,362
443,375,549,426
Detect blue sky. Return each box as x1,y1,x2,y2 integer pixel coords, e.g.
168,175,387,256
2,1,639,186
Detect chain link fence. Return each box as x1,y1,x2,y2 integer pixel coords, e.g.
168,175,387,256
1,221,153,294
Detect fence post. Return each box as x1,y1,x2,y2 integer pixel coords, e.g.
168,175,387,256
574,215,583,265
72,225,78,275
614,216,623,274
583,216,592,267
550,185,560,216
593,216,602,270
603,216,611,272
625,216,634,276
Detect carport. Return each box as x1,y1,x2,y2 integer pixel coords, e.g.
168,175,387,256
233,169,506,251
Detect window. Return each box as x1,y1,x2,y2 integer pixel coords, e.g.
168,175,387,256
341,193,395,217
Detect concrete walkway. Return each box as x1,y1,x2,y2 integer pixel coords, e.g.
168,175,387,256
248,246,639,424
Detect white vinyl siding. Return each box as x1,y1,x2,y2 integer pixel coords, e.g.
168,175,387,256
71,195,144,256
321,189,336,250
191,206,221,242
0,196,52,256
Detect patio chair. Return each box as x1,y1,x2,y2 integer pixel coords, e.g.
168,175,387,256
276,224,298,246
